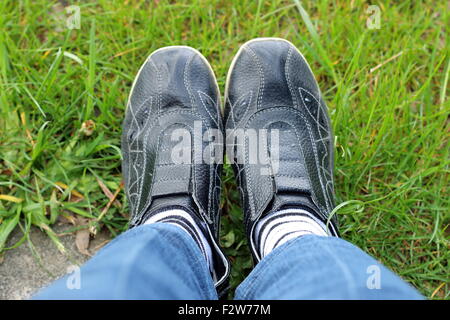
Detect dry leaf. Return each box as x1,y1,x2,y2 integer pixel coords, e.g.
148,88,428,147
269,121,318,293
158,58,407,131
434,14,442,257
91,239,110,252
61,213,77,225
55,182,84,201
97,181,124,222
75,217,90,256
96,177,121,208
0,195,24,203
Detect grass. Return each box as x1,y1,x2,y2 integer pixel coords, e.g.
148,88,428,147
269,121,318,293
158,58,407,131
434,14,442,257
0,0,448,299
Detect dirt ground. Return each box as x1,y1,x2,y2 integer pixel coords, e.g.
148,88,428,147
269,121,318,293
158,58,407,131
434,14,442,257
0,223,111,300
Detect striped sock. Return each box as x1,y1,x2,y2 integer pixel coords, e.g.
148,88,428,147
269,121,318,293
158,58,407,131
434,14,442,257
144,209,214,272
254,208,330,258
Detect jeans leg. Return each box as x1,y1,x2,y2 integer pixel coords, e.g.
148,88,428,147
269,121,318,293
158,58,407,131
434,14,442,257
34,223,217,299
235,235,423,300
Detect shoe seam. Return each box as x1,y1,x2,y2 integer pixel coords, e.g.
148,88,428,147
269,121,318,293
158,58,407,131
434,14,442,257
243,106,332,220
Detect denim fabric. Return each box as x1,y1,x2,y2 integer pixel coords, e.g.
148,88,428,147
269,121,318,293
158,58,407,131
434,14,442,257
35,225,423,300
235,235,423,299
34,224,217,299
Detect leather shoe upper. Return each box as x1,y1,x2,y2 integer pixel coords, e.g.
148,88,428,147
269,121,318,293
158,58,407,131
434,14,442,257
224,38,339,261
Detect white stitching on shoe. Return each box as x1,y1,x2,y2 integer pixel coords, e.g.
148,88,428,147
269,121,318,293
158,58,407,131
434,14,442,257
184,53,196,109
299,87,328,131
244,45,264,111
225,90,253,128
283,51,333,215
235,45,263,217
282,51,332,219
197,90,219,127
243,106,332,218
147,58,161,114
299,88,333,212
127,96,154,217
130,111,194,223
285,45,299,108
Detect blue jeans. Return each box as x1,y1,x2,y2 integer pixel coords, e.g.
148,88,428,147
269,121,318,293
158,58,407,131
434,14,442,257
35,224,423,299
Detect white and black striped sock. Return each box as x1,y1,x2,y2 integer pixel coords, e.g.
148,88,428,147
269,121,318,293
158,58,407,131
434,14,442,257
254,208,330,258
144,209,214,271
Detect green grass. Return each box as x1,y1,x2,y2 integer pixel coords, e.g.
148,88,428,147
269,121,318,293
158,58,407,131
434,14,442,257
0,0,448,299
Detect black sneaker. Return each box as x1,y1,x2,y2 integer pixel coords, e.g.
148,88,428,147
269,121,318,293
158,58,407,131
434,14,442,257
224,38,339,262
121,46,230,297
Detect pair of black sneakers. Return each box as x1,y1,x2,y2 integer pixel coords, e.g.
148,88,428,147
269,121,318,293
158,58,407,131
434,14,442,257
121,38,339,297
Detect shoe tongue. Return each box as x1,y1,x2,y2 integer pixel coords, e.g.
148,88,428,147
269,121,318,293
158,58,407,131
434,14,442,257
142,194,211,244
266,192,321,218
147,194,199,217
